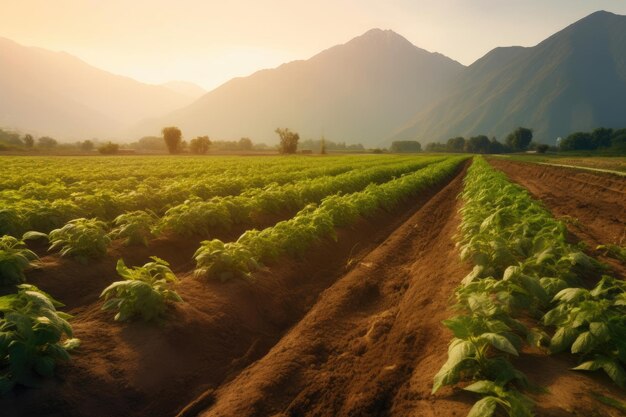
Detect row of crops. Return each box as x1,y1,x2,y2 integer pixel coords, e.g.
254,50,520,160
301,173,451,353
0,154,466,395
434,157,625,416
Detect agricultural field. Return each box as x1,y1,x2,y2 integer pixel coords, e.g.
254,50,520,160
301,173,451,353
0,154,625,417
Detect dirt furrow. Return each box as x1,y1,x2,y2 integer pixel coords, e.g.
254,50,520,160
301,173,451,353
489,158,626,276
197,164,473,417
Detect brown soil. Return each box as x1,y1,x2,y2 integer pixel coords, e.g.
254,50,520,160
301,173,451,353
3,160,624,417
0,164,466,417
489,159,626,276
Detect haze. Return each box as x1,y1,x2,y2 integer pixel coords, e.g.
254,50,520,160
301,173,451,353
2,0,626,90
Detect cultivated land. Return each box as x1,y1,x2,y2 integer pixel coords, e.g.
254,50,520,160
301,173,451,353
0,154,625,417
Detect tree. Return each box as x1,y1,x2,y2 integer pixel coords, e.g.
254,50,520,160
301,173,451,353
189,136,211,154
275,128,299,154
464,135,491,154
238,137,253,151
98,141,119,154
446,137,465,153
81,140,94,151
591,127,613,149
320,137,327,154
23,134,34,148
162,126,182,154
560,132,593,151
37,136,57,149
489,137,505,154
536,144,550,153
390,140,422,153
505,127,533,151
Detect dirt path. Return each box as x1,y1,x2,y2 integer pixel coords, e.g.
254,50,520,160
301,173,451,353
195,164,474,417
489,159,626,276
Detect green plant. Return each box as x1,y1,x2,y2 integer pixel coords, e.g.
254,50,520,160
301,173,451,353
543,276,626,387
0,284,79,395
108,210,157,246
48,218,110,262
464,380,534,417
0,234,41,285
100,257,182,322
432,314,527,394
193,239,260,282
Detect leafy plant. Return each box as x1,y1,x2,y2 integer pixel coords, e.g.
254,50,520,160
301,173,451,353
108,210,158,246
0,284,79,395
48,218,110,262
433,314,526,394
100,257,182,322
464,380,534,417
193,239,260,282
0,235,41,285
543,276,626,387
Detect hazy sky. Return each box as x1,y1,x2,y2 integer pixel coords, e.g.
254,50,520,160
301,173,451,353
2,0,626,90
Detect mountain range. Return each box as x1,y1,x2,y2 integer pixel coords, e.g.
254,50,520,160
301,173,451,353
1,10,625,145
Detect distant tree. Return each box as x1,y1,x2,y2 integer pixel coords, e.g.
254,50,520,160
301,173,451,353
98,141,119,154
536,144,550,153
320,137,327,155
162,126,182,154
81,140,94,151
189,136,211,154
488,137,505,154
464,135,491,154
591,127,613,149
425,142,446,152
23,134,34,148
446,137,465,153
275,128,299,154
37,136,58,149
560,132,594,151
238,137,253,151
134,136,166,151
505,127,533,151
390,140,421,153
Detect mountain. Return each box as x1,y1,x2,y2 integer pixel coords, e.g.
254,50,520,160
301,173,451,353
391,11,626,144
0,37,197,139
135,29,464,145
161,81,206,99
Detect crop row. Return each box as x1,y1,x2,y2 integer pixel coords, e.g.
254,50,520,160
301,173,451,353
0,155,465,395
433,156,625,417
193,156,466,281
0,155,417,236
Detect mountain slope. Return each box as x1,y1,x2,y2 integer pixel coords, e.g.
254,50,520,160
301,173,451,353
0,37,196,139
135,29,464,145
392,11,626,144
161,81,206,99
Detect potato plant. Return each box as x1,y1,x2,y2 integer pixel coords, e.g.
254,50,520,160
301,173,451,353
0,284,79,395
100,257,182,322
0,235,40,285
108,210,158,246
193,157,465,281
48,218,110,263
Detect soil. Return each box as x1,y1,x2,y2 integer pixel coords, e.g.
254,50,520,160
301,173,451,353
488,159,626,277
2,159,625,417
0,164,466,417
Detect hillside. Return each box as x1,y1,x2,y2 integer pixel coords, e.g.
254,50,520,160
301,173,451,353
0,37,196,139
134,29,464,145
391,11,626,144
